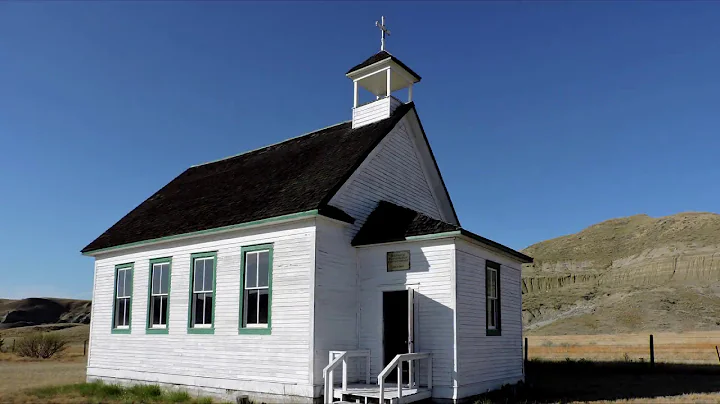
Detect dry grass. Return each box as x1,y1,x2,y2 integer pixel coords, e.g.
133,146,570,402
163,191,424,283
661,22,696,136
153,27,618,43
1,324,89,362
527,330,720,364
0,362,86,394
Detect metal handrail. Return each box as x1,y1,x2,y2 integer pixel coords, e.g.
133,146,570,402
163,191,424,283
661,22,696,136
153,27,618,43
378,352,432,404
322,350,371,404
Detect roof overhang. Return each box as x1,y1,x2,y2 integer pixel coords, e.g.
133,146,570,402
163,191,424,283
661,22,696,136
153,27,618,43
354,229,533,264
82,208,353,257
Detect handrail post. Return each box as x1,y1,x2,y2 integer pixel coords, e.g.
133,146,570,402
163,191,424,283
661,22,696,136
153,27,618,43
366,355,371,384
427,356,432,391
342,357,348,392
379,374,385,403
397,361,403,404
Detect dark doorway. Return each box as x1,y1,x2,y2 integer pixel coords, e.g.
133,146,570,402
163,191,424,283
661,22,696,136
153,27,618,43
383,290,409,383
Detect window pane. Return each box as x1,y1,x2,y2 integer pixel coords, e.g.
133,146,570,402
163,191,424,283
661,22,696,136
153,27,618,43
117,270,125,297
246,290,258,324
203,260,213,292
151,296,162,325
152,266,161,295
258,289,269,324
258,252,269,288
126,270,133,296
193,293,203,325
159,264,169,294
194,261,204,292
115,299,123,327
160,296,168,325
204,293,213,325
246,253,257,288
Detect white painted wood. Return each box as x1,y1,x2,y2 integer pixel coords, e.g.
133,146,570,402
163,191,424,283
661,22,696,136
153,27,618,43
329,119,443,239
356,239,456,396
313,218,360,387
87,219,318,400
352,97,392,128
453,238,524,399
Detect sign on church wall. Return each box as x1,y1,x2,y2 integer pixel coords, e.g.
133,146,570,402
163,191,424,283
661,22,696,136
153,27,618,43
387,250,411,272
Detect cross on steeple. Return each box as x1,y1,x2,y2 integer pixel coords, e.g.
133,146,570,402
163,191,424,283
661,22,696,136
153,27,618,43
375,16,390,51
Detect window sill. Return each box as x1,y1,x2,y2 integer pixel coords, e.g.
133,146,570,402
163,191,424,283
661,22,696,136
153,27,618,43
239,327,271,335
486,329,501,336
112,328,131,334
188,327,214,335
146,327,169,335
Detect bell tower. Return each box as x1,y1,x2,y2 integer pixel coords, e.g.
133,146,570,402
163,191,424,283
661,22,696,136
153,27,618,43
346,17,421,129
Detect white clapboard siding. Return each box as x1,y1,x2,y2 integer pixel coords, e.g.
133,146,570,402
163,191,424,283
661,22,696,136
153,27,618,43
329,120,442,239
312,218,362,387
454,239,524,398
87,220,317,398
356,239,456,396
352,97,403,128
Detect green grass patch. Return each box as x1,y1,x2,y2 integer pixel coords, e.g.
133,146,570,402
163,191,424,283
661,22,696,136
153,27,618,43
27,380,228,403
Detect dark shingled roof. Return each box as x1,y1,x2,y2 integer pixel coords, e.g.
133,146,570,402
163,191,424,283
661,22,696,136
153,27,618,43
352,201,533,263
82,103,415,254
352,201,458,246
346,51,422,81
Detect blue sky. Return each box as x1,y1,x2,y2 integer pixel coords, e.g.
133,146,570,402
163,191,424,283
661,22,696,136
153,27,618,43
1,2,719,299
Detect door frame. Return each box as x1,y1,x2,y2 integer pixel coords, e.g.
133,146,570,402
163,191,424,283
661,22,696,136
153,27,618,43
379,284,419,374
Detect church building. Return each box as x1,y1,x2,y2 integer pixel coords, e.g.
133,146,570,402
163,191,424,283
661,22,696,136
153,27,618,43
82,18,532,404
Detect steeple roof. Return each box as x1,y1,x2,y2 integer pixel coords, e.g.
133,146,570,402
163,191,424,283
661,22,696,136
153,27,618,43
346,51,421,81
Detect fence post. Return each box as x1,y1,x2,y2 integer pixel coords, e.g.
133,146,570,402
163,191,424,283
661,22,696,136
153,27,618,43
649,334,654,367
84,340,88,356
525,337,529,364
12,339,15,353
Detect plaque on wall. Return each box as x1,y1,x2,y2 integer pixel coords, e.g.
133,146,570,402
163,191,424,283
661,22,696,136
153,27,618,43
387,250,411,272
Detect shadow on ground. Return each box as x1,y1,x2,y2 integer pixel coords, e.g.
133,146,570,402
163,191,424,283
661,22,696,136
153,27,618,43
477,359,720,403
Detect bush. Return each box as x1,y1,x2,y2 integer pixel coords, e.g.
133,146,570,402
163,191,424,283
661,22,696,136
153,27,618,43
15,332,68,359
0,336,4,352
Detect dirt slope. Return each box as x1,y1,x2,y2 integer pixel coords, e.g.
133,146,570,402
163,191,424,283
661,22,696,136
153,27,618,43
522,212,720,335
0,298,91,329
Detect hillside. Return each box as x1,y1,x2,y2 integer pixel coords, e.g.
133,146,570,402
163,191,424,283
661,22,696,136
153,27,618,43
522,212,720,335
0,298,91,330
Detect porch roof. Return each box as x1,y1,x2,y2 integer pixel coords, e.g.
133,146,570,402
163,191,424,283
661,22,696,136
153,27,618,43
352,201,532,263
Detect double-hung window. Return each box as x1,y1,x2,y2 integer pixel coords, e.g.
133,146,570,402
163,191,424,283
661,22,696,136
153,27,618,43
113,263,134,333
147,258,171,333
189,252,216,333
240,244,273,333
486,261,501,336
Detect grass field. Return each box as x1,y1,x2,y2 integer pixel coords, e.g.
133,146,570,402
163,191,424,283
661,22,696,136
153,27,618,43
527,330,720,364
3,326,720,403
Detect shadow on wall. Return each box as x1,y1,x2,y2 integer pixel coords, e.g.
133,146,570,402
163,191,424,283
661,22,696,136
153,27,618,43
478,359,720,403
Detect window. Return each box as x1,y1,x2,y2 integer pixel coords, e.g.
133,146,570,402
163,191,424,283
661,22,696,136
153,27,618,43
147,258,171,333
188,252,216,333
240,244,273,334
112,263,133,333
486,261,501,336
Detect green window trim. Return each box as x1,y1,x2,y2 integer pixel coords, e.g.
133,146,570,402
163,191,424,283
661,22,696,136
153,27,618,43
187,251,217,334
486,260,502,336
146,257,172,334
111,262,134,334
239,243,273,335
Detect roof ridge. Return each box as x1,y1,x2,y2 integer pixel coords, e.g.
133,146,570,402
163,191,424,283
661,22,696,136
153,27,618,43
190,120,351,168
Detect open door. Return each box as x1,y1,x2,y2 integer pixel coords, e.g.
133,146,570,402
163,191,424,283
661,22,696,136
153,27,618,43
408,288,415,354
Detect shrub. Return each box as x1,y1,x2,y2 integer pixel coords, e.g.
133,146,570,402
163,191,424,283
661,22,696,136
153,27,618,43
0,336,4,352
15,332,68,359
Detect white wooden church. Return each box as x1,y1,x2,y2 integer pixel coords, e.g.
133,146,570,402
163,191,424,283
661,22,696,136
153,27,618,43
82,18,532,404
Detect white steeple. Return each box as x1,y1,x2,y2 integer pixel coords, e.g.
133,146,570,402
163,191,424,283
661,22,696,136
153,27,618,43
346,17,421,129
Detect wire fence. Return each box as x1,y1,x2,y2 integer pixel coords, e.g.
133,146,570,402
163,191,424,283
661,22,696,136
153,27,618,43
525,332,720,365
